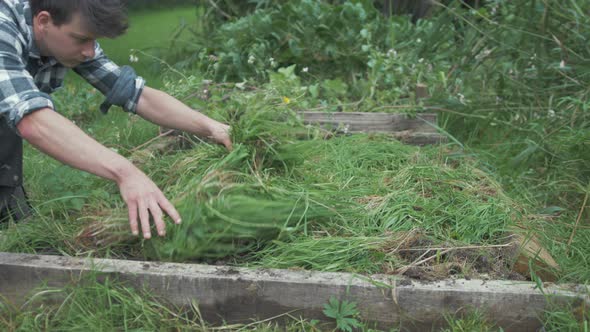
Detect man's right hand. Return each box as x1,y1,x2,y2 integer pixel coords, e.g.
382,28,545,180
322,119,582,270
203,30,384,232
18,108,181,239
117,168,181,239
208,122,233,151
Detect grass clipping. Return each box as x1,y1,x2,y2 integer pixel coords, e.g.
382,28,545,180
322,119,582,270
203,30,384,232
149,156,335,260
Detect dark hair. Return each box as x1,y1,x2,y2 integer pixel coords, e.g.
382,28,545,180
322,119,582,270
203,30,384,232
29,0,129,38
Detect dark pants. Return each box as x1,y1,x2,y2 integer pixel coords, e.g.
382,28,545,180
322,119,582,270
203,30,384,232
0,119,31,222
0,185,32,222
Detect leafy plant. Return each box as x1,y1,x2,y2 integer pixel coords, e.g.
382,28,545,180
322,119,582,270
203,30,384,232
168,0,388,82
323,296,363,332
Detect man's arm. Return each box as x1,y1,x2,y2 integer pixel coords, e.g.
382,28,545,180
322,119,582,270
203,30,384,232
17,108,181,239
73,44,232,148
135,86,233,150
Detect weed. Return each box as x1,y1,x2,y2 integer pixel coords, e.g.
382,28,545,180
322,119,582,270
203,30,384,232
323,296,363,332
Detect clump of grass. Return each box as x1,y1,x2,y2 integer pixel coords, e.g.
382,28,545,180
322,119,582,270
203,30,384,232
0,214,82,256
442,309,499,332
146,153,337,261
0,275,201,331
268,134,520,243
249,236,396,273
541,304,589,332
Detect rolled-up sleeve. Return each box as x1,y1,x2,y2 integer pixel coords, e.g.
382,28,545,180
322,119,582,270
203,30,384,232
0,21,54,131
74,43,145,114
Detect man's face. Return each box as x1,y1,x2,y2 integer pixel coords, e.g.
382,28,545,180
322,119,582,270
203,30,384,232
35,12,97,68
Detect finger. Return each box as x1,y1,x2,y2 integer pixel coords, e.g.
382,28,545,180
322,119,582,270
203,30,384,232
127,201,139,236
224,126,233,151
148,201,166,237
224,138,233,151
138,200,151,239
157,192,182,224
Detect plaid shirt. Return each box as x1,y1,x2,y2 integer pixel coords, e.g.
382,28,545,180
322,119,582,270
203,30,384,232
0,0,145,132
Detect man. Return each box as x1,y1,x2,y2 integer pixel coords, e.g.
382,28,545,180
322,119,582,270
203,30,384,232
0,0,232,239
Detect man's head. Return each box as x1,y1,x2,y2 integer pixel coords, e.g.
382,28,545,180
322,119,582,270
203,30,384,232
29,0,128,67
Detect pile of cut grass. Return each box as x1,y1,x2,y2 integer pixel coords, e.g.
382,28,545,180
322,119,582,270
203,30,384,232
3,84,537,281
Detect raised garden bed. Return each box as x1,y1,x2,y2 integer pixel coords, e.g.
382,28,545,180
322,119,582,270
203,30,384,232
2,110,586,330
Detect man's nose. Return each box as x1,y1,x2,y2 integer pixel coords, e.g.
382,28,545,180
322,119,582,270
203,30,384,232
81,41,96,60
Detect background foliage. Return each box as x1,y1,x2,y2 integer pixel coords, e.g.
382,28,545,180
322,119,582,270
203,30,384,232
160,0,589,211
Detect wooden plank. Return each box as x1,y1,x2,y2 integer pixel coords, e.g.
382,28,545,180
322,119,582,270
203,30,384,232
301,112,438,134
393,131,447,146
0,253,587,332
300,112,445,145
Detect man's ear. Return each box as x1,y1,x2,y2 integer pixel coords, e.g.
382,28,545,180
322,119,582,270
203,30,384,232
34,11,53,32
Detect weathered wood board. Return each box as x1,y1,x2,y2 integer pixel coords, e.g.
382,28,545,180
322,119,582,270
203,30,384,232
300,112,446,145
1,253,587,332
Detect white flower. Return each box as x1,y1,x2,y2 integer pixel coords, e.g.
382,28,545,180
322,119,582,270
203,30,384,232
560,60,566,68
248,55,256,65
387,49,397,58
129,54,139,63
457,93,467,105
548,109,556,118
302,67,309,73
417,38,422,43
342,124,350,134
